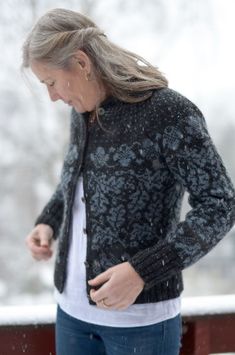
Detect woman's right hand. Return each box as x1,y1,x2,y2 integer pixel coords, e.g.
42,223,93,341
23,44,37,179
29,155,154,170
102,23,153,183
25,223,54,261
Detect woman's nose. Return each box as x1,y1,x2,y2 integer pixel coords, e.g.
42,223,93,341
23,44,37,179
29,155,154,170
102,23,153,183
47,87,62,102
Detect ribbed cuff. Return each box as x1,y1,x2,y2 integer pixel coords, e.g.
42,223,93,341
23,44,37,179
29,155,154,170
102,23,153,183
129,242,182,290
35,205,63,240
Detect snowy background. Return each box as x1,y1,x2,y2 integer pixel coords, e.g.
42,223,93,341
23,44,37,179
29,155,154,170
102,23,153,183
0,0,235,306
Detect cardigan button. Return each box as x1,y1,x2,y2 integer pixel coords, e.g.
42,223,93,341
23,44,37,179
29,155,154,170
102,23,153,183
83,228,87,235
97,107,105,116
84,261,90,268
81,196,85,203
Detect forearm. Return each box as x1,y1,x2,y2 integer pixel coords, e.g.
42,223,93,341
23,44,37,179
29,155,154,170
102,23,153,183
130,94,235,289
129,194,235,290
35,183,64,239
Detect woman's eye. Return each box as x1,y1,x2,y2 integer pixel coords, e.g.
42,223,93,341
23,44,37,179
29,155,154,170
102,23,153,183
48,82,55,87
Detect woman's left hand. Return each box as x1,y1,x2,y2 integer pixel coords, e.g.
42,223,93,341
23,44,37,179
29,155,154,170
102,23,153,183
88,262,145,310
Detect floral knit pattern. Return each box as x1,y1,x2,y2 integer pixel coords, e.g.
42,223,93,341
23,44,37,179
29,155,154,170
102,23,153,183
35,88,235,303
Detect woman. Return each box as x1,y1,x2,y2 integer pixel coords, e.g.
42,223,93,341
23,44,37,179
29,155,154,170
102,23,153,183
24,8,235,355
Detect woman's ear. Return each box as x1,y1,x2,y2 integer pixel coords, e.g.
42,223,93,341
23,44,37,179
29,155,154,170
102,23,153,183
74,50,91,73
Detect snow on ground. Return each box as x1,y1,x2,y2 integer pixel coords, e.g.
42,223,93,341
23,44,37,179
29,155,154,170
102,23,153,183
182,294,235,317
1,294,235,326
0,304,56,326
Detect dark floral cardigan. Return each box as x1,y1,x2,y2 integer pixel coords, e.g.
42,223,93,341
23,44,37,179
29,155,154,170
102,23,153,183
35,88,235,305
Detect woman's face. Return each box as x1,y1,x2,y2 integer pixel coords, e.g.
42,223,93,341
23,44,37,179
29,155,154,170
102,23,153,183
30,54,106,113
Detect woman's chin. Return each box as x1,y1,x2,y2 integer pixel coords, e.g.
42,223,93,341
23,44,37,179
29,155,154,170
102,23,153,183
73,105,83,113
73,104,91,114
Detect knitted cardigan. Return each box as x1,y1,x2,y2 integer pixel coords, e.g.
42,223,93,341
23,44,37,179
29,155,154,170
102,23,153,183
35,88,235,305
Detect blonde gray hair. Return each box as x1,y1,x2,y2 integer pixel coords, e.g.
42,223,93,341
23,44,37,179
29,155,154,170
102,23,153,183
22,8,168,103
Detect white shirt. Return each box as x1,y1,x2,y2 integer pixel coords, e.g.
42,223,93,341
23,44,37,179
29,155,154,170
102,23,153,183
55,176,181,327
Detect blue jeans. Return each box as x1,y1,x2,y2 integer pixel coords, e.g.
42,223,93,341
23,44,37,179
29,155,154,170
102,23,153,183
56,306,182,355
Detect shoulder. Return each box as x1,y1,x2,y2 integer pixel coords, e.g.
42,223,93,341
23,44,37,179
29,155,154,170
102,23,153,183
148,88,206,132
142,88,208,144
150,87,202,116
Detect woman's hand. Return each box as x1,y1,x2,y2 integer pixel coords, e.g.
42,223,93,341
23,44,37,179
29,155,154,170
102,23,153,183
25,223,54,261
88,262,145,310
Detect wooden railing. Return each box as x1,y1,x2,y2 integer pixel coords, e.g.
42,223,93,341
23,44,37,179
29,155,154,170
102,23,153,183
181,295,235,355
0,295,235,355
0,304,56,355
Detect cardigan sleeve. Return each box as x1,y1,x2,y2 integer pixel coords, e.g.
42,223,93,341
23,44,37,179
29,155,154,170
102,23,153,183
129,93,235,290
34,183,64,240
33,108,81,239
